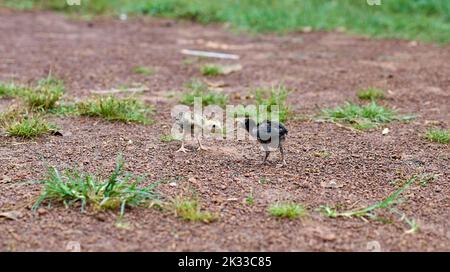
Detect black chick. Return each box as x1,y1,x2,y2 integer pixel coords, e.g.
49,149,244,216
242,117,288,165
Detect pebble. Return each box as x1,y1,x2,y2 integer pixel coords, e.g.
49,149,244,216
37,208,47,216
188,177,197,183
95,213,107,222
320,179,344,189
321,232,337,241
1,175,12,183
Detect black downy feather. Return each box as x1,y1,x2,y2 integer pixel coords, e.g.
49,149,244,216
244,118,288,145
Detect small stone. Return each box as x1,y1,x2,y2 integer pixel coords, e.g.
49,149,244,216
382,128,390,135
321,232,337,241
188,177,197,183
37,208,47,216
0,210,22,220
1,175,12,184
95,213,107,222
320,179,343,189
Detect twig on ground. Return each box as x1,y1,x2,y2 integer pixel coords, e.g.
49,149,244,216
181,49,240,60
91,86,149,95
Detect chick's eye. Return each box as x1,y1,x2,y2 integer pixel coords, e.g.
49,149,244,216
212,124,216,128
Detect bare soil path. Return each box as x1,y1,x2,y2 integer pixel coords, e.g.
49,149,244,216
0,10,449,251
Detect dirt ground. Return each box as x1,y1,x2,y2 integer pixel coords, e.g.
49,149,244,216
0,9,449,252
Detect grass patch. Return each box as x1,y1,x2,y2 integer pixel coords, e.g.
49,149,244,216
170,196,217,223
48,102,79,116
200,64,222,76
319,177,415,218
1,0,35,10
258,177,270,185
357,87,385,101
10,0,450,44
417,172,438,187
245,193,254,206
424,128,449,144
37,74,64,87
234,84,290,123
76,96,152,124
319,176,419,233
320,101,400,130
23,76,64,111
1,76,64,111
160,134,176,142
0,108,20,127
133,66,156,76
180,78,228,107
6,115,55,138
314,150,332,158
0,109,56,138
268,202,306,219
255,84,290,123
390,208,420,234
0,82,26,98
32,155,160,216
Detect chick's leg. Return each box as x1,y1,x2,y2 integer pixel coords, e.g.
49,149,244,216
196,136,208,150
176,140,189,153
279,144,286,166
262,150,270,164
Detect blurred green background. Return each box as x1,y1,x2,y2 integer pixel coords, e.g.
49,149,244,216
1,0,450,43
